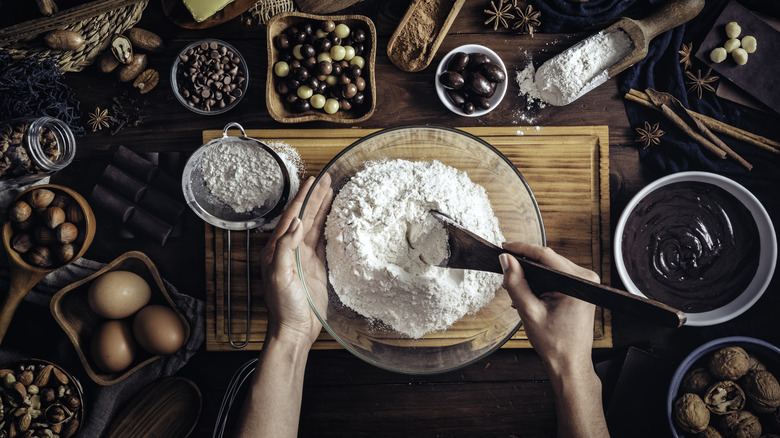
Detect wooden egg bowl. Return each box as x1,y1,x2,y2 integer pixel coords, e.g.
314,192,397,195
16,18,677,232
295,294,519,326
50,251,191,386
266,12,377,124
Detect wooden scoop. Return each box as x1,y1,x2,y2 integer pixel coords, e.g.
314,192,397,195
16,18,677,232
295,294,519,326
0,185,96,344
606,0,705,77
430,211,686,328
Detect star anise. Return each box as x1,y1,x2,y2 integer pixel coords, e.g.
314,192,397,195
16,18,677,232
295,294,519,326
685,68,719,99
87,107,110,132
635,121,665,149
678,41,693,71
512,3,541,37
484,0,514,31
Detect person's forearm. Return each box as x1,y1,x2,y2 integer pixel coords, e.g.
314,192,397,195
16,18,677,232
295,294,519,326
548,362,610,438
235,333,311,438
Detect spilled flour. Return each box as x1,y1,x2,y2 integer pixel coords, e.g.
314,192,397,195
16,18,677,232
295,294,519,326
325,159,504,339
516,30,633,106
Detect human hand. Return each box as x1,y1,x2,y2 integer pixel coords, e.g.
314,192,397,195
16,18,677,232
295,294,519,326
260,174,333,348
499,242,599,377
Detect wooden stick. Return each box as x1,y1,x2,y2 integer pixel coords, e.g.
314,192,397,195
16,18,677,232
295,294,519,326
625,89,780,155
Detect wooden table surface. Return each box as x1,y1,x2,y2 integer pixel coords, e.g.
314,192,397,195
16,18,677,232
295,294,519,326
31,0,777,436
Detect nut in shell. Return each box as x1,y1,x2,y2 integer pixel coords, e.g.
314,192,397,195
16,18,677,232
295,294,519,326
674,392,710,434
65,203,83,224
133,69,159,94
44,206,65,229
709,346,751,380
719,410,762,438
741,369,780,414
28,189,54,211
682,367,713,395
26,246,52,268
55,223,78,244
704,380,746,415
9,201,31,222
111,34,133,64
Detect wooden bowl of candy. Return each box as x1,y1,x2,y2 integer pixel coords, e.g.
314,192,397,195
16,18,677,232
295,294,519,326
266,12,376,123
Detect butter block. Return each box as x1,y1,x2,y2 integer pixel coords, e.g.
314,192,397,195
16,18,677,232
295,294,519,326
183,0,235,22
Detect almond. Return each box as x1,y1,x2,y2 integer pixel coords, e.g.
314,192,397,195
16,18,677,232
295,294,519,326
33,364,53,387
52,367,69,385
12,381,27,399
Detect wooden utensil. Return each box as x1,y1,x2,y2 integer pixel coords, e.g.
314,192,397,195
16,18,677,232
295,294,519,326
606,0,705,77
103,377,201,438
430,211,687,328
0,185,96,344
293,0,361,14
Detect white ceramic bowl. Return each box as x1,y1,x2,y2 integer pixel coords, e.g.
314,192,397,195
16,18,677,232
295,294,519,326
614,172,776,326
435,45,507,117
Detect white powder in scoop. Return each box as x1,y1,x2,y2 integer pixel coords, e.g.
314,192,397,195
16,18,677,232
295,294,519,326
201,140,302,218
517,30,633,106
325,159,504,339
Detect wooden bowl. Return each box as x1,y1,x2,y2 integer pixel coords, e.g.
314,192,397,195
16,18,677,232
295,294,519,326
266,12,377,124
50,251,191,386
0,358,85,437
0,184,96,345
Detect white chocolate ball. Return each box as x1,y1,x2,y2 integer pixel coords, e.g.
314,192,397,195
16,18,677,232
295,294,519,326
710,47,727,63
741,36,757,53
723,38,741,54
725,21,741,39
732,48,748,65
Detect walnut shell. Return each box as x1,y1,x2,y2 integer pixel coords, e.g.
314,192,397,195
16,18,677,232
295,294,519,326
710,347,751,381
694,426,724,438
684,367,715,395
741,370,780,414
747,355,766,372
704,380,746,415
719,410,762,438
674,393,711,434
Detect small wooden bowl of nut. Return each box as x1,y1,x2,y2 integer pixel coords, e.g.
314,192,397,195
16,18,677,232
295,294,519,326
0,185,96,345
266,12,376,123
0,358,85,438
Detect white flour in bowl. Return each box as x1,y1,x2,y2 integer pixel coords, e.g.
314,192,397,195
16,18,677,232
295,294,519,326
517,30,633,106
325,159,504,339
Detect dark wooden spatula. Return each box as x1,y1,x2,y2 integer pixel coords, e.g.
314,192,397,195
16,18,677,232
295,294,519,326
429,211,686,328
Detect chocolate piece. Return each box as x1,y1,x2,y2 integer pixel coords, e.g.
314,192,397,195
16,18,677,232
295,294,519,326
126,206,173,246
621,181,760,312
89,184,135,223
100,164,147,202
138,186,185,224
112,145,158,183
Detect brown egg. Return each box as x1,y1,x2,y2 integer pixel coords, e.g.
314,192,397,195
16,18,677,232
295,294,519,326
91,320,136,373
87,271,151,319
133,305,186,355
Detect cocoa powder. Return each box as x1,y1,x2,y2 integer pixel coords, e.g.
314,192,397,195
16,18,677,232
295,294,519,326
391,0,455,71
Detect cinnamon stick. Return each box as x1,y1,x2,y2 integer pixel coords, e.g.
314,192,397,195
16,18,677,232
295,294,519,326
658,104,727,159
625,89,780,155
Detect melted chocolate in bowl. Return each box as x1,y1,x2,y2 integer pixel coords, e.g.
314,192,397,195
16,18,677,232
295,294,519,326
621,181,760,313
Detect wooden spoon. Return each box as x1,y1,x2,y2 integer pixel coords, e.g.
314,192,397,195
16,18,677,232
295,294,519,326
606,0,705,77
429,211,686,328
0,185,96,344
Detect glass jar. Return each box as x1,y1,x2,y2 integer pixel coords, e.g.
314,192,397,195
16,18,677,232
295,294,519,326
0,116,76,187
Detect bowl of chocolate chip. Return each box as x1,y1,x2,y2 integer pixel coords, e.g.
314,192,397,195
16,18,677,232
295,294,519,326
171,39,248,115
435,44,507,117
266,12,376,123
614,172,776,326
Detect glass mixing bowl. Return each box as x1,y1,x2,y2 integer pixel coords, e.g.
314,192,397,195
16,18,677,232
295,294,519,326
297,126,545,374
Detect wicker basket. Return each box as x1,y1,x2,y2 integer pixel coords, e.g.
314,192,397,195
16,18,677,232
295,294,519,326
0,0,149,73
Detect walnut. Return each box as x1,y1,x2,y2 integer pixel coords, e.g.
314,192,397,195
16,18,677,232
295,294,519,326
674,393,711,434
710,347,751,380
695,426,724,438
704,380,746,415
719,410,762,438
741,370,780,414
684,367,715,395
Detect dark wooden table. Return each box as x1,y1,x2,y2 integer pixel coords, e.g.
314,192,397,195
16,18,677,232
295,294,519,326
34,1,779,436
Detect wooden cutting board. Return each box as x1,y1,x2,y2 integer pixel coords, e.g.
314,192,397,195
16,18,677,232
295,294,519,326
204,126,612,351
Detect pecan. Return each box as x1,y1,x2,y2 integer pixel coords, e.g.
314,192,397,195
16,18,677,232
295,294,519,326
133,69,159,94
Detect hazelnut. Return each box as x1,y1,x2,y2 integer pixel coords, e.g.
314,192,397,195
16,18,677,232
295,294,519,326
65,203,84,224
56,223,78,244
41,388,55,403
34,227,56,245
740,369,780,414
28,189,55,211
13,218,33,232
718,410,761,438
27,246,52,268
44,206,66,229
11,233,34,254
683,367,714,395
9,201,32,222
58,244,75,264
709,346,751,380
63,394,80,411
45,405,66,424
674,393,710,434
50,193,71,209
704,380,746,415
